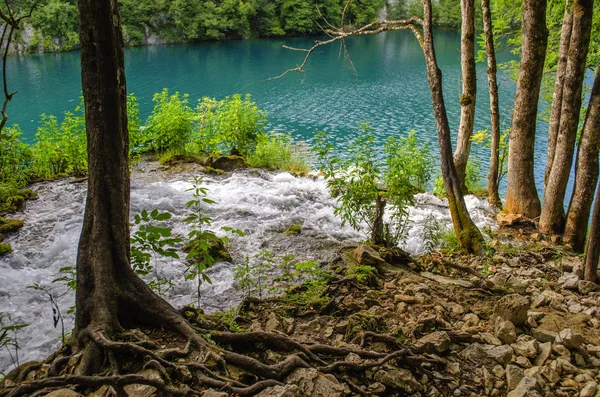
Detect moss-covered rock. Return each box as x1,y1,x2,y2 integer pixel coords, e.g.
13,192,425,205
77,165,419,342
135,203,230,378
0,217,24,234
184,231,232,263
0,188,36,214
345,311,387,342
284,224,302,236
211,155,247,171
0,242,12,256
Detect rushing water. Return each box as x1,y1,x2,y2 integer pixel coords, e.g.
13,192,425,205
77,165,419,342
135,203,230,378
0,162,496,373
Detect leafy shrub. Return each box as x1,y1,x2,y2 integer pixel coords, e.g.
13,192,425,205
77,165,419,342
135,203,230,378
126,93,142,155
314,124,434,247
246,132,310,173
146,88,195,155
196,94,266,155
31,104,87,178
130,209,182,296
0,126,30,183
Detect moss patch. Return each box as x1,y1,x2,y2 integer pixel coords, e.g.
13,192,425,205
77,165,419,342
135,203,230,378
284,224,302,236
0,242,12,256
0,217,24,234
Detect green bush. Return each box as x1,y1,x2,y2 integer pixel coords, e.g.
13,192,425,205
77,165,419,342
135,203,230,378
196,94,266,155
246,132,310,173
314,124,434,247
146,88,195,155
30,109,87,178
0,126,30,183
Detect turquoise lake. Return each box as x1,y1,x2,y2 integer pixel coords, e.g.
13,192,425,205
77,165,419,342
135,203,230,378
8,30,544,191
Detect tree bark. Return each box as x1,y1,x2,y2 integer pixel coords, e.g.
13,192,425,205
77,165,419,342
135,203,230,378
481,0,501,208
545,0,573,187
539,0,593,234
584,178,600,283
75,0,189,374
564,65,600,252
453,0,476,193
421,0,484,253
504,0,547,219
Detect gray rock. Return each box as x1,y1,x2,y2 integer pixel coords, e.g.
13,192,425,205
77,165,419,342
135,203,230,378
367,382,386,394
532,328,557,343
496,318,517,345
494,294,530,326
511,338,539,358
507,277,531,293
123,369,162,397
285,368,344,397
506,364,525,391
531,290,565,309
353,244,385,266
558,273,580,290
460,343,513,365
415,331,451,354
255,385,303,397
580,381,598,397
578,280,599,295
560,256,582,273
373,368,422,393
533,342,552,366
555,328,584,349
420,272,473,288
507,376,540,397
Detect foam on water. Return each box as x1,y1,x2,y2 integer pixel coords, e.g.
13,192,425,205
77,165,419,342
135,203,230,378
0,167,496,373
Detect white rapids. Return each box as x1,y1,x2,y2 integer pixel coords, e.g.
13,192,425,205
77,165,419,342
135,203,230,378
0,162,496,373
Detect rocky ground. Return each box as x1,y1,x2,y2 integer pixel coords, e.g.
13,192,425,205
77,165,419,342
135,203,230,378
2,178,600,396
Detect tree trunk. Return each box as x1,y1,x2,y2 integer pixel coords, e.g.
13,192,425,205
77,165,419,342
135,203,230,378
421,0,484,253
564,65,600,252
481,0,501,208
371,193,386,246
504,0,547,219
75,0,191,374
545,0,573,187
453,0,476,193
584,179,600,283
539,0,593,234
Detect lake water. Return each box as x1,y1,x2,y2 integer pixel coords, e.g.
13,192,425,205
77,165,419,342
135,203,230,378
8,31,524,183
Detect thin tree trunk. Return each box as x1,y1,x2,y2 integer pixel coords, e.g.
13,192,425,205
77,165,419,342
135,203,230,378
505,0,547,219
453,0,476,192
584,179,600,283
75,0,187,374
565,65,600,252
545,0,573,187
482,0,501,208
539,0,593,234
422,0,484,253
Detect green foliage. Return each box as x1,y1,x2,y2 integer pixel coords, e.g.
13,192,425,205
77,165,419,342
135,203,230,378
440,228,462,252
0,126,30,183
196,94,266,155
127,93,142,155
146,89,195,155
464,159,485,194
52,266,77,292
31,108,87,178
471,128,509,188
0,313,28,372
28,0,79,52
234,250,328,305
345,265,377,286
184,176,244,306
246,132,310,173
130,209,182,296
314,125,433,247
422,214,444,254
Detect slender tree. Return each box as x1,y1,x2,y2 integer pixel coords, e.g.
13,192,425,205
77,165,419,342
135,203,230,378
453,0,476,192
539,0,593,234
504,0,547,219
481,0,501,207
564,65,600,251
584,179,600,283
544,0,573,186
421,0,484,252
